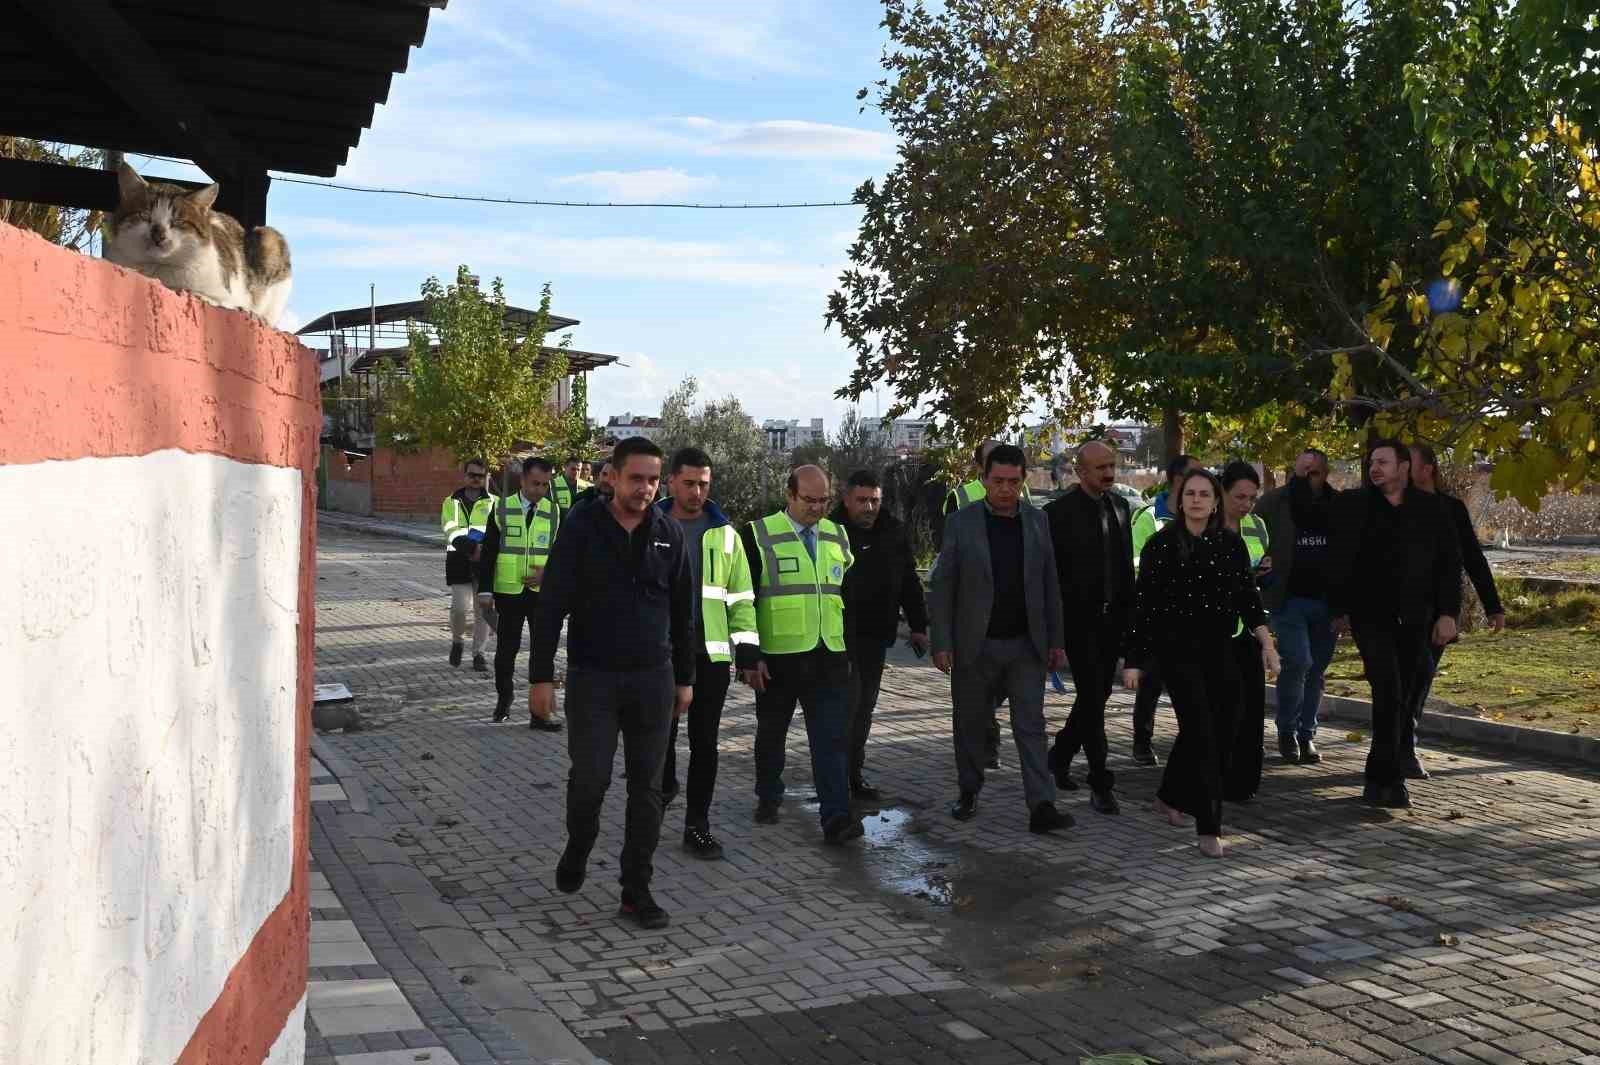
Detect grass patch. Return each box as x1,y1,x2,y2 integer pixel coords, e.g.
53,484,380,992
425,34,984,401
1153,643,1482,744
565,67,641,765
1324,583,1600,733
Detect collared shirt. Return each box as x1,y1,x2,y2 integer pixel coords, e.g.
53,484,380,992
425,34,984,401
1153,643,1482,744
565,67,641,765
785,512,819,560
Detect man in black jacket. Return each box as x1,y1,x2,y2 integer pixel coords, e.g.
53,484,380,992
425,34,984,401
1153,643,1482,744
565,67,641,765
832,469,931,801
1043,442,1135,815
1328,439,1463,810
1409,443,1504,777
529,437,695,930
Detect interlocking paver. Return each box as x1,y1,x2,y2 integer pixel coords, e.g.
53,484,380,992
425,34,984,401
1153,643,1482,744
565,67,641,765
314,522,1600,1063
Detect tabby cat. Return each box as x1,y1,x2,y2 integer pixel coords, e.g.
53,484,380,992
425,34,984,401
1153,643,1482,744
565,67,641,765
105,162,292,327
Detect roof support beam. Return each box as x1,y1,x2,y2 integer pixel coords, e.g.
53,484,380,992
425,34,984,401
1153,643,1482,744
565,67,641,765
0,155,207,212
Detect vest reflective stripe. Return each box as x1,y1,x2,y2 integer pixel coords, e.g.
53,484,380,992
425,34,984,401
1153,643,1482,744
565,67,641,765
442,494,494,551
1130,502,1170,572
492,495,561,594
1234,514,1270,637
696,520,758,663
752,512,851,654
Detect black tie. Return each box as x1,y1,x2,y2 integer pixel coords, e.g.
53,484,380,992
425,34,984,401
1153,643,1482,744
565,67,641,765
1101,496,1118,607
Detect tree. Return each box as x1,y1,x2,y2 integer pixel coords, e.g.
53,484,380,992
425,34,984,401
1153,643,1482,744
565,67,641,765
654,376,786,522
1,139,105,252
376,267,570,494
558,372,604,460
826,409,892,487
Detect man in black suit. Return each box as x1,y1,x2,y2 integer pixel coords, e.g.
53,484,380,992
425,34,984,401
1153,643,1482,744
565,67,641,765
1044,442,1135,815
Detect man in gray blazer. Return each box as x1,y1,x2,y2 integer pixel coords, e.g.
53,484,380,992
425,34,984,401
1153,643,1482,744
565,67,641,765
928,444,1071,833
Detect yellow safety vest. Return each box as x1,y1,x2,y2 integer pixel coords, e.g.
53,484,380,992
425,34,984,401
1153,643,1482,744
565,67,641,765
492,494,562,594
750,512,853,654
1234,512,1271,637
551,475,591,510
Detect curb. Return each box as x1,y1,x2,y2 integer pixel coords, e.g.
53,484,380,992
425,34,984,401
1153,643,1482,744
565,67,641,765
310,734,371,814
319,509,443,548
1268,685,1600,766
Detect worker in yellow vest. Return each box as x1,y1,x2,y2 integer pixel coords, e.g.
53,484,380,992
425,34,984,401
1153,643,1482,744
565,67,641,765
442,458,497,671
1221,461,1273,802
740,465,862,845
477,456,564,727
551,454,593,510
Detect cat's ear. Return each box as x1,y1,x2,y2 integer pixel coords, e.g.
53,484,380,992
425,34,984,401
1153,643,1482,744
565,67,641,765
115,161,148,205
187,183,221,210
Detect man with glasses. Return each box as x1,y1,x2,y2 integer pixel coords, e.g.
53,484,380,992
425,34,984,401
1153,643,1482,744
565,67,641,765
442,459,497,671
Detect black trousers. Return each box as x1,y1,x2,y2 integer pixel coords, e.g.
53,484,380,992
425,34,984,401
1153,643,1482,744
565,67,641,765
1133,661,1164,748
1225,633,1264,801
1351,618,1435,786
1411,642,1449,757
1050,612,1121,794
847,643,889,780
1156,646,1238,837
564,664,674,890
662,654,732,830
753,648,852,824
492,589,537,710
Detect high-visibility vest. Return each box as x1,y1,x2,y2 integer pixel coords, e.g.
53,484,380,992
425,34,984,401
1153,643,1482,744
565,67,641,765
442,492,495,551
944,477,1031,514
1130,496,1171,573
551,474,592,510
750,512,853,655
697,524,759,663
492,493,562,594
1234,512,1271,637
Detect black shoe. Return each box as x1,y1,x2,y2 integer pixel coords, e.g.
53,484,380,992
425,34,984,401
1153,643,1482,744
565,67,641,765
822,812,864,845
493,703,510,723
1298,738,1321,765
849,777,881,801
1048,747,1080,790
555,847,586,893
683,826,724,860
950,792,978,821
1402,756,1429,780
754,800,780,825
985,750,1000,770
472,653,488,672
619,888,670,929
1279,736,1300,764
529,715,564,732
1361,781,1383,805
1029,801,1073,833
449,641,464,667
1379,782,1413,809
1090,789,1121,815
1131,743,1159,767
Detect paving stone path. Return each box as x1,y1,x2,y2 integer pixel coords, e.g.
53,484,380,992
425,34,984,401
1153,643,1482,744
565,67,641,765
314,522,1600,1065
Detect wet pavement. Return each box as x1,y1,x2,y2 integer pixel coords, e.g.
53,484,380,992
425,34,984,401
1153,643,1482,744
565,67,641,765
314,522,1600,1064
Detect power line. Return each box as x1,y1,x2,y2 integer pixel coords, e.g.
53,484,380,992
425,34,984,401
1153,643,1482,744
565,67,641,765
133,153,859,210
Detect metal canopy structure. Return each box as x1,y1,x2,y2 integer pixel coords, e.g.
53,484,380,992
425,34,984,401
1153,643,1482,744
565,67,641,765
0,0,447,228
298,299,581,339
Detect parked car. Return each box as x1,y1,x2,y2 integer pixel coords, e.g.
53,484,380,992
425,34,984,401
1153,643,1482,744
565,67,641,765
1110,482,1145,508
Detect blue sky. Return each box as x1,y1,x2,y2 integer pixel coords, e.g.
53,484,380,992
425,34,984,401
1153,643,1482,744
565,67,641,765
142,0,897,427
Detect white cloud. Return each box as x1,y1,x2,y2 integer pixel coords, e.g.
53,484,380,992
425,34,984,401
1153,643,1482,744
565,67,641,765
553,168,716,202
541,0,824,78
685,118,894,161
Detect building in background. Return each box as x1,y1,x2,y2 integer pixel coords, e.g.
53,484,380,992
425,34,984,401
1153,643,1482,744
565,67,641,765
866,416,934,455
763,418,826,453
605,413,665,442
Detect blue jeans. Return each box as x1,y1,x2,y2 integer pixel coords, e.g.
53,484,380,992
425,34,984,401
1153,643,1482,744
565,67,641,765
753,648,852,824
1270,597,1336,741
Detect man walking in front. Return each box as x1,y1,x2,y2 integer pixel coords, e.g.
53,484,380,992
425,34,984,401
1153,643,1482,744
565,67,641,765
477,457,564,727
1254,447,1337,766
833,469,930,801
1128,454,1203,764
929,444,1070,832
530,437,695,929
1044,441,1133,815
657,446,758,859
1328,439,1462,810
743,465,862,845
443,458,497,671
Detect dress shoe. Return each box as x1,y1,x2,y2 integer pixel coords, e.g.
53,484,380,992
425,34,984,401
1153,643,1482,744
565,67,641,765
1298,738,1321,765
472,653,488,672
529,715,563,732
754,799,781,825
1090,789,1121,815
619,887,670,929
555,846,587,893
492,703,510,723
1279,735,1301,764
950,792,978,821
1131,743,1159,767
683,826,724,860
1029,801,1073,833
822,812,864,845
449,641,464,667
1379,782,1413,809
1048,747,1080,790
850,777,881,801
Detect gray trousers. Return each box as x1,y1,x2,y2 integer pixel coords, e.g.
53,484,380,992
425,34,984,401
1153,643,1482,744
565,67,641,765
564,665,674,890
951,637,1055,809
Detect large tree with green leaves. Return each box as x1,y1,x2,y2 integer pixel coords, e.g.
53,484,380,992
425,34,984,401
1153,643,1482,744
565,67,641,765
654,377,786,522
376,267,570,492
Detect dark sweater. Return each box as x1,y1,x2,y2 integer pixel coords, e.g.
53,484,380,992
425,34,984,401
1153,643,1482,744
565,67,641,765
1442,493,1502,616
1127,525,1267,668
1043,485,1135,630
1327,484,1462,625
829,506,929,652
984,509,1028,639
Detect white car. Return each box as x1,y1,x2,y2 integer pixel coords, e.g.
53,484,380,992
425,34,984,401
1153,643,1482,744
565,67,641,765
1110,483,1146,508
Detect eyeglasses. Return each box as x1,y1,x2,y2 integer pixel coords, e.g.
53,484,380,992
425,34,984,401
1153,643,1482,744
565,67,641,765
467,472,486,480
796,495,831,506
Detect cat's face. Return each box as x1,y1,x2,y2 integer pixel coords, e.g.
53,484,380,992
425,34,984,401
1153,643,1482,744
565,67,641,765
109,163,218,263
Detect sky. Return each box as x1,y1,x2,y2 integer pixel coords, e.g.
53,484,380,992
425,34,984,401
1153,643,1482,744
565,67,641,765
141,0,899,428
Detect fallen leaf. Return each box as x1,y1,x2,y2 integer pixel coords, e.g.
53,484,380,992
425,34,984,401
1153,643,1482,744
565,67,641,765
1378,895,1416,912
1085,963,1103,978
1436,932,1459,946
1345,731,1364,742
1443,810,1465,821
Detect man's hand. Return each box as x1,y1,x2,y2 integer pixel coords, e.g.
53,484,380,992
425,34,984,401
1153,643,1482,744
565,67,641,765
741,661,771,693
528,681,556,721
1046,647,1067,672
908,632,930,654
932,650,953,675
476,592,494,610
1256,555,1273,574
1331,615,1350,637
1261,642,1282,679
1432,615,1459,647
673,685,692,718
1123,667,1141,690
1487,612,1506,633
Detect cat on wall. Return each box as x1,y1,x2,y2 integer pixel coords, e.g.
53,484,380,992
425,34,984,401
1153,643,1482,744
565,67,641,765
104,162,292,327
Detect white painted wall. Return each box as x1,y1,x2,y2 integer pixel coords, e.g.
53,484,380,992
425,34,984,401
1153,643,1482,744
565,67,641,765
265,995,308,1065
0,450,302,1065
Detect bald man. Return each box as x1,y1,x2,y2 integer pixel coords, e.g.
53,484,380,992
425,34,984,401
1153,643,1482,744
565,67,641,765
1042,441,1135,814
741,465,862,845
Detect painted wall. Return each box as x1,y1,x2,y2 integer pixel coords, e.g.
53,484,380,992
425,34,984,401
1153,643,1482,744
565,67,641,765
0,222,319,1065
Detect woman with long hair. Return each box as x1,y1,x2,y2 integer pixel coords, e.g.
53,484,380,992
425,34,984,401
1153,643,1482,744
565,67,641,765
1125,468,1279,858
1220,461,1273,802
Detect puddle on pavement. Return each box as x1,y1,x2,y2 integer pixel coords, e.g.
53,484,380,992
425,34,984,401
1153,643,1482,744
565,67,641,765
804,802,994,913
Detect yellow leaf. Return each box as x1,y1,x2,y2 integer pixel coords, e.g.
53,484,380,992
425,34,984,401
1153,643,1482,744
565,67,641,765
1431,219,1454,239
1345,731,1364,742
1458,199,1480,221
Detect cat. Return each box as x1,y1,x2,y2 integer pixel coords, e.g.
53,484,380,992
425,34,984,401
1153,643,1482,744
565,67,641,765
104,162,292,327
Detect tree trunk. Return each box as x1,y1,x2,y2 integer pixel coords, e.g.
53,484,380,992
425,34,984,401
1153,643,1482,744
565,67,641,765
1162,405,1184,461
